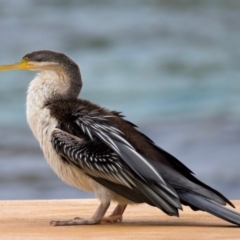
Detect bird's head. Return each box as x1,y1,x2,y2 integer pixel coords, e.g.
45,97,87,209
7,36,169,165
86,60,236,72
0,50,82,99
0,50,79,73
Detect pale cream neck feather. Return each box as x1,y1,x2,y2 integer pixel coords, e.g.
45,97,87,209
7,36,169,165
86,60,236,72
26,70,68,139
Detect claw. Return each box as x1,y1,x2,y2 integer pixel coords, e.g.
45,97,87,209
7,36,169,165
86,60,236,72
50,202,110,226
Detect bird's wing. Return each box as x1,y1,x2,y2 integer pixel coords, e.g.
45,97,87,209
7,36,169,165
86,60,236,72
109,111,234,208
50,109,181,215
128,127,235,208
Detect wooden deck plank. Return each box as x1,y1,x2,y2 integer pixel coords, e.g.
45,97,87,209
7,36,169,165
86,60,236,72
0,199,239,239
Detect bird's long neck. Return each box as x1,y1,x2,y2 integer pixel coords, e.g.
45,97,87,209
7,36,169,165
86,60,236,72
27,69,81,106
26,69,82,138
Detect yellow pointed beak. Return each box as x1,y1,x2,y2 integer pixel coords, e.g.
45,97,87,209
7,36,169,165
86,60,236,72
0,58,35,71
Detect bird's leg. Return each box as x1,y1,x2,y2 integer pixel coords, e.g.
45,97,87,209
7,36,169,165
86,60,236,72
101,204,127,223
50,201,110,226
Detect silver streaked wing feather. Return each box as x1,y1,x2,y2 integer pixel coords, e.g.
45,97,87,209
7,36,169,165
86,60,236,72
51,128,134,189
51,116,181,212
74,113,178,198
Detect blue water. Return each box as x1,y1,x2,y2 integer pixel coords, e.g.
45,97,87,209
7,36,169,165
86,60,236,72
0,0,240,200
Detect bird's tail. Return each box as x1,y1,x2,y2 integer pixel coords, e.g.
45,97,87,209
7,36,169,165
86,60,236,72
178,191,240,226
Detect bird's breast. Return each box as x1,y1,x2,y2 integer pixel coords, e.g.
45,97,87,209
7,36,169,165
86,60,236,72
27,103,94,192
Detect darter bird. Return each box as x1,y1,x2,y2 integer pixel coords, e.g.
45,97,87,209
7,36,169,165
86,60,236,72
0,50,240,226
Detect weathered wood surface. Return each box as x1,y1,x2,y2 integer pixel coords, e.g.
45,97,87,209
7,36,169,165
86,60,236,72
0,199,239,239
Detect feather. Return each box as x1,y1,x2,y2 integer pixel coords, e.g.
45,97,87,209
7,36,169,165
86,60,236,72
178,191,240,225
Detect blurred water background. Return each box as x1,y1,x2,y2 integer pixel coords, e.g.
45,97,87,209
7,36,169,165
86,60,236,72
0,0,240,200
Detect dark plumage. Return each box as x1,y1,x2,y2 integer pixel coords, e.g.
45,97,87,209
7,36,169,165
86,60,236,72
0,50,240,226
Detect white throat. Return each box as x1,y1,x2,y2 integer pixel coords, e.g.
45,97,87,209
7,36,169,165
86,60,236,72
26,70,69,139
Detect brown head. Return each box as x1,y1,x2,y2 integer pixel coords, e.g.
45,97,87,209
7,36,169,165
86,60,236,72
0,50,82,98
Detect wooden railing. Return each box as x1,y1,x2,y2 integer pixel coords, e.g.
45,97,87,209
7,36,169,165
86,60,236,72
0,199,239,239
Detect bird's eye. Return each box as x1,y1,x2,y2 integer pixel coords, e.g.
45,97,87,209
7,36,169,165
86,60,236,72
21,57,29,62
